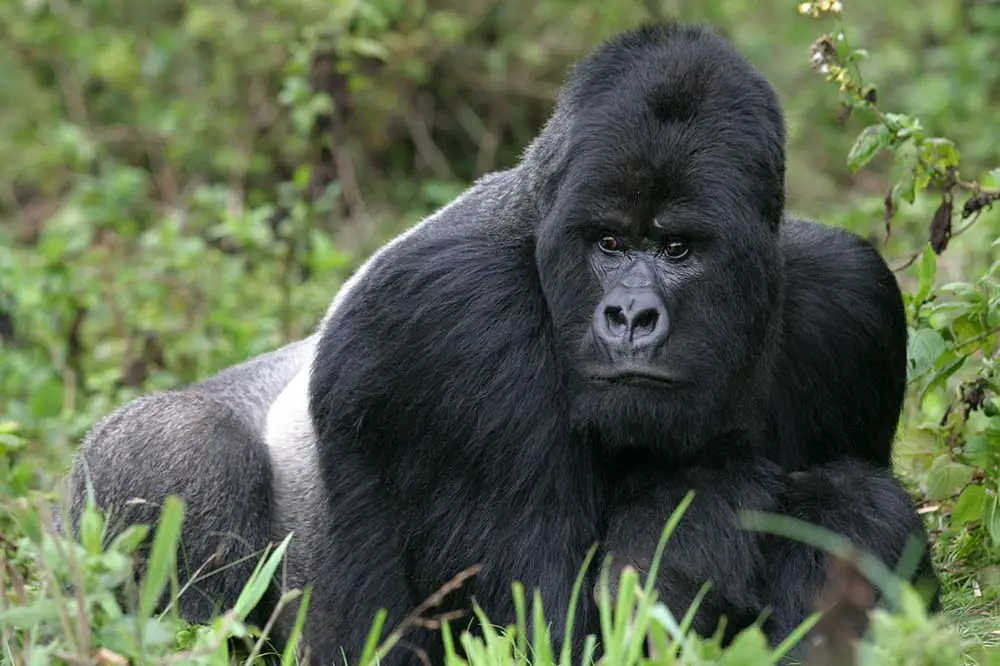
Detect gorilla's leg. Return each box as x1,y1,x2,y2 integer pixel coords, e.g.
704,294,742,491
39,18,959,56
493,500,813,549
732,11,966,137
71,392,274,622
761,459,939,656
68,337,315,627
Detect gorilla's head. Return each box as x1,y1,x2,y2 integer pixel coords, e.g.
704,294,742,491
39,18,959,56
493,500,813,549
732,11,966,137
526,23,788,456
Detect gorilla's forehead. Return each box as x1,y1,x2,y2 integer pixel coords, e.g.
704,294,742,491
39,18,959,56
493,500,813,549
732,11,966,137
558,29,784,201
559,92,781,232
566,124,731,216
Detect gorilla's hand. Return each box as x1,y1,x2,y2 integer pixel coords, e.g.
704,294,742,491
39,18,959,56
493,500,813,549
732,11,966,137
602,452,785,640
762,460,937,652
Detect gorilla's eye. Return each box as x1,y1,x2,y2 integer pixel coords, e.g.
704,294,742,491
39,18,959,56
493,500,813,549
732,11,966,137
662,239,689,259
598,235,622,253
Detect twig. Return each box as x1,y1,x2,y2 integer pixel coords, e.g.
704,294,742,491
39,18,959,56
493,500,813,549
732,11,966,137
55,60,90,129
333,143,369,222
892,249,922,273
370,564,482,666
244,589,304,665
404,98,455,181
891,207,987,273
475,105,503,177
950,208,984,239
396,640,432,666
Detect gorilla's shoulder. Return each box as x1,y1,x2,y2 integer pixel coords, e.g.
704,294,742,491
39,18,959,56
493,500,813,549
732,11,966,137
771,216,906,467
779,216,902,320
329,169,537,309
315,167,546,360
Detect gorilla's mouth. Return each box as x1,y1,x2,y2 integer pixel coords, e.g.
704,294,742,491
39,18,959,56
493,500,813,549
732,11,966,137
585,366,683,387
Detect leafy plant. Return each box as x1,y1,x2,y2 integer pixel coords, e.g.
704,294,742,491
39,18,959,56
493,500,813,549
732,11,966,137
798,0,1000,651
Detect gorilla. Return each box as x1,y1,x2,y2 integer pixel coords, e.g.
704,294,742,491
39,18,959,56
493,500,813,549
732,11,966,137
67,21,937,666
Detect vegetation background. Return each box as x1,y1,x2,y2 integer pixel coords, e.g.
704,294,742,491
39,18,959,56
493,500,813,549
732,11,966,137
0,0,998,663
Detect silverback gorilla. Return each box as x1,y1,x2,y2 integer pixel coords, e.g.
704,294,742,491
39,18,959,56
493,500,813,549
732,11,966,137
68,21,937,665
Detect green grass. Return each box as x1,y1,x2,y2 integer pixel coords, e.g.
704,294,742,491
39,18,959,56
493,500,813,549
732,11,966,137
1,487,990,666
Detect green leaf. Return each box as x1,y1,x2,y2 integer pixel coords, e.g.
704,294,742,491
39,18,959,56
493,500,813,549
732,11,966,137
895,141,922,203
348,37,390,60
281,586,313,666
720,626,771,664
915,244,937,305
928,302,976,330
847,124,891,173
0,600,62,629
952,485,987,528
357,608,388,666
108,524,151,555
580,634,598,666
233,531,293,620
937,281,983,301
923,137,960,171
0,433,26,451
531,588,553,666
29,376,64,419
560,544,596,666
512,581,527,659
984,493,1000,546
0,420,22,435
966,430,994,469
883,112,924,140
907,327,947,379
79,503,104,555
772,612,823,663
986,168,1000,188
925,455,976,501
886,182,902,221
138,495,184,622
918,352,966,404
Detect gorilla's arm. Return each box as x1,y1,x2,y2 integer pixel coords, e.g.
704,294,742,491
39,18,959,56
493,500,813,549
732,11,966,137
67,337,315,625
765,220,937,634
762,460,938,654
770,218,908,469
601,450,785,641
299,173,602,665
601,460,934,651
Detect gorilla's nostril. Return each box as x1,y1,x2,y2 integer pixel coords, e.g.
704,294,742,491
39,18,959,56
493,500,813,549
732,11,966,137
605,306,627,330
594,288,670,348
633,309,659,334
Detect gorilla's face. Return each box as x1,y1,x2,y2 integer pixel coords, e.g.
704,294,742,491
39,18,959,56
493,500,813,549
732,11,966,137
527,26,789,456
580,214,707,388
534,126,783,457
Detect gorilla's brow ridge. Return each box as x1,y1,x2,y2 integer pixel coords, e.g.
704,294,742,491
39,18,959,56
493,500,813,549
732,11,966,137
571,207,714,245
582,211,633,236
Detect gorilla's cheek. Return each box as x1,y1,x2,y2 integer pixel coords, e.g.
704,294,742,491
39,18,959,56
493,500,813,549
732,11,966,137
664,278,740,363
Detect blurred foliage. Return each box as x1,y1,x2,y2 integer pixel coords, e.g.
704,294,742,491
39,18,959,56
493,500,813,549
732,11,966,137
791,0,1000,633
1,0,1000,662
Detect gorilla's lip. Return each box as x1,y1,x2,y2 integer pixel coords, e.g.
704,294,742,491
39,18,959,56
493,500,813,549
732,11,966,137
585,366,684,387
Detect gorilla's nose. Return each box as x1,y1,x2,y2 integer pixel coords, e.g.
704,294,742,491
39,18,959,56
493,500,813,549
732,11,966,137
593,288,670,351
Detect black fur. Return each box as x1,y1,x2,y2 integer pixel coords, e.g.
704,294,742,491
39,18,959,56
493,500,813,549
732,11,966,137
68,21,936,666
